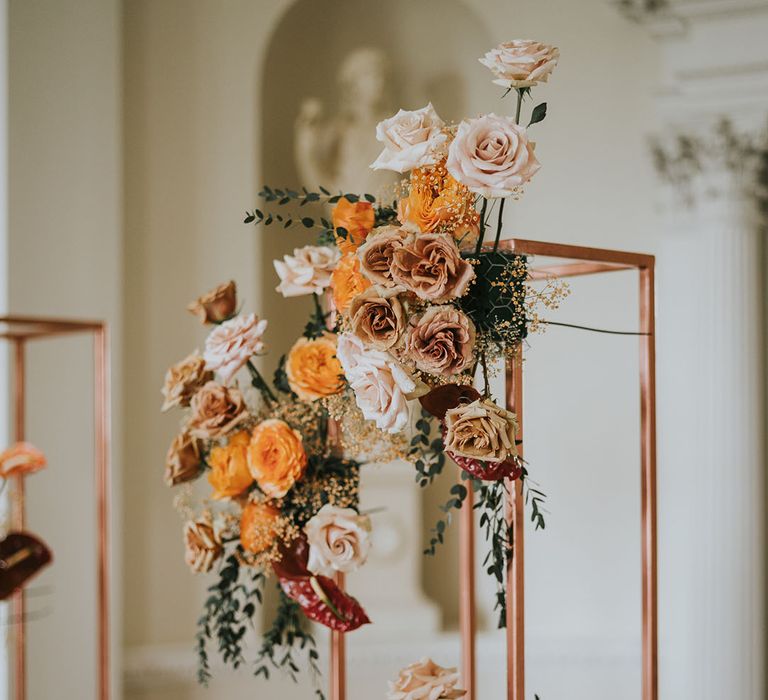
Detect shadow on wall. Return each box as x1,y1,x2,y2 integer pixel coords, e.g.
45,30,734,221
258,0,493,630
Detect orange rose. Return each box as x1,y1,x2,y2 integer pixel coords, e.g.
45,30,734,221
286,334,344,401
207,431,254,499
398,163,479,250
247,419,307,498
0,442,46,478
240,501,281,553
331,253,372,314
332,197,375,254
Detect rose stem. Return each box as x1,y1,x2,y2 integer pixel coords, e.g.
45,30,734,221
481,350,491,398
246,359,277,405
515,88,524,124
492,197,506,252
474,196,488,255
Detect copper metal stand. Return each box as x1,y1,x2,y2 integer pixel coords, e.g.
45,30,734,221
327,238,657,700
0,316,111,700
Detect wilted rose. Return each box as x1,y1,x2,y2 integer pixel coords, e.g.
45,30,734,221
187,381,248,439
391,232,475,302
349,285,406,351
404,305,475,376
387,658,466,700
184,515,223,573
161,352,213,411
304,504,372,576
203,313,268,384
274,245,341,297
479,40,559,88
164,430,203,486
357,226,412,287
444,398,518,463
371,104,449,173
187,281,237,324
447,114,540,198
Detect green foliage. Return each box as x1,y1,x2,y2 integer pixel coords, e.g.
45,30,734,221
424,472,471,556
196,552,266,685
528,102,547,127
253,587,325,699
409,410,446,488
523,468,548,531
273,354,293,394
303,293,332,339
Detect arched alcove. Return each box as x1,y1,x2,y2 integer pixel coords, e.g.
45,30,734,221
258,0,495,678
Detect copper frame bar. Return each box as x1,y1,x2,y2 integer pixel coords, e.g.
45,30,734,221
330,572,346,700
1,315,111,700
327,238,657,700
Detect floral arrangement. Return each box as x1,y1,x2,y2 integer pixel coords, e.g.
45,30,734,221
161,39,565,696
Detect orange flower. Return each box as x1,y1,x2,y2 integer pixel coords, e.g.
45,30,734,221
207,431,254,499
331,253,372,314
398,163,479,250
286,334,344,401
0,443,46,478
332,197,375,254
240,501,281,553
247,419,307,498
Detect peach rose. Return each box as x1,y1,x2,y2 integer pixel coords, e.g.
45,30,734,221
286,334,344,401
349,285,406,351
187,280,237,324
203,313,268,384
207,430,254,499
391,232,475,302
274,245,341,297
404,306,476,376
240,501,281,554
479,40,559,88
304,504,372,576
332,197,375,254
161,352,213,411
247,419,308,498
444,398,518,463
447,114,540,198
331,253,372,315
187,381,248,439
371,104,449,173
357,226,412,287
184,515,223,573
0,442,46,479
165,430,203,486
387,658,466,700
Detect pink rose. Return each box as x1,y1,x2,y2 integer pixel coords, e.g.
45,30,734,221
274,245,341,297
203,313,267,384
371,104,449,173
391,233,475,303
479,40,559,88
357,226,413,287
387,658,466,700
304,504,372,576
447,114,540,198
404,305,476,376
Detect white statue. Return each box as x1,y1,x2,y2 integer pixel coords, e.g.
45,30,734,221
294,47,397,198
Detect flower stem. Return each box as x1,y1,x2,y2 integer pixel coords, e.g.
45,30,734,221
515,89,524,124
492,197,506,253
474,197,488,255
247,359,277,406
481,351,491,398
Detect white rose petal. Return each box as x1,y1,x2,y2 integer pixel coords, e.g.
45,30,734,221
203,313,268,384
479,40,559,89
274,245,341,298
304,504,372,576
370,103,449,173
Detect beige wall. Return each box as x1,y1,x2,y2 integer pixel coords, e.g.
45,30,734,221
7,0,122,698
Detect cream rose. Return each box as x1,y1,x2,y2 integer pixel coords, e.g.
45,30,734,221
337,333,424,434
387,658,466,700
357,226,412,287
203,313,267,384
391,232,475,303
274,245,341,297
404,305,476,376
304,504,372,576
444,398,518,463
479,40,559,88
371,104,449,173
446,114,540,198
349,285,406,351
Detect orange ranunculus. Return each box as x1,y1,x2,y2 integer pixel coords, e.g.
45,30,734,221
247,419,307,499
0,442,46,478
207,431,254,499
398,163,479,250
240,501,281,553
331,253,372,314
286,334,344,401
332,197,375,254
